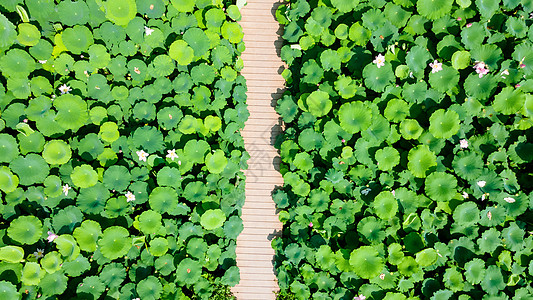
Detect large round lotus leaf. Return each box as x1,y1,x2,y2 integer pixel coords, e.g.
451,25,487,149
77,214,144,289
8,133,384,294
0,166,19,193
373,191,398,220
138,210,163,234
338,101,372,134
30,76,53,96
464,258,485,284
417,0,453,19
99,263,126,288
481,265,505,295
151,55,175,78
429,109,461,139
149,187,185,215
88,44,111,69
0,13,16,49
54,94,89,132
137,276,163,300
428,66,460,93
425,172,457,201
223,216,243,240
451,51,471,70
363,63,395,92
62,25,94,54
39,271,68,296
56,0,89,25
41,251,62,274
105,0,137,26
221,21,244,44
331,0,358,12
149,237,169,257
77,276,105,298
169,40,194,66
407,145,437,178
349,246,384,279
71,165,98,188
358,216,386,244
73,220,102,252
191,64,216,85
133,101,156,121
305,90,332,117
98,226,131,260
200,209,226,230
184,28,210,57
205,150,228,174
493,87,525,115
184,139,210,164
131,126,164,153
171,0,194,11
293,152,313,172
29,39,53,61
176,258,202,285
8,77,31,99
187,238,207,259
0,134,19,163
76,183,109,214
22,261,42,285
17,23,40,46
0,48,36,78
156,166,181,189
0,281,19,298
183,181,207,202
42,140,71,165
157,106,182,130
384,99,409,123
10,154,49,186
453,202,480,225
375,147,400,171
137,0,164,17
0,246,24,263
103,165,131,192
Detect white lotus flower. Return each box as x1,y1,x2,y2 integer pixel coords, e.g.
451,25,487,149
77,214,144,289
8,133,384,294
477,180,486,188
462,192,469,199
373,54,385,68
125,191,136,202
504,197,516,203
144,26,154,36
290,44,302,50
58,84,72,94
62,184,71,196
136,150,148,162
34,248,44,259
166,149,179,161
459,139,468,149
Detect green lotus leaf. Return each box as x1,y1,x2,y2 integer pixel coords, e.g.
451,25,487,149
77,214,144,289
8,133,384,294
415,248,438,267
88,44,111,69
481,265,505,295
62,25,94,54
17,23,40,47
98,226,131,260
149,237,169,257
150,55,175,78
138,210,163,234
461,259,485,285
338,101,372,134
204,149,228,174
54,94,89,132
453,202,480,225
136,276,162,300
425,172,457,201
137,0,164,17
104,0,137,26
407,145,437,178
428,66,460,93
475,0,500,19
52,206,84,233
78,133,104,160
98,122,120,144
375,147,400,171
149,187,187,215
36,271,66,296
384,99,409,123
0,281,19,299
223,216,243,240
156,166,181,189
30,76,53,96
349,246,384,279
170,0,194,12
56,0,89,25
183,181,208,203
0,134,19,163
452,151,483,181
331,0,358,12
477,228,500,254
301,59,324,84
184,139,210,164
493,87,525,115
221,22,244,44
77,183,109,214
417,0,453,19
0,13,16,49
71,165,98,188
443,268,464,292
169,40,194,66
103,165,131,192
78,276,105,298
204,115,222,132
7,216,43,245
22,262,42,286
18,131,45,155
293,152,313,172
0,246,24,263
73,220,102,252
10,154,49,186
502,222,525,251
62,253,89,277
176,258,202,285
200,209,226,230
363,63,395,92
131,126,164,153
303,90,331,117
41,251,62,274
373,191,398,219
100,263,126,288
396,256,419,277
0,49,36,79
54,235,80,261
42,140,72,165
451,51,471,70
221,265,240,287
191,64,216,85
524,94,533,117
184,28,210,57
357,216,386,244
187,237,207,259
320,49,341,71
0,166,19,193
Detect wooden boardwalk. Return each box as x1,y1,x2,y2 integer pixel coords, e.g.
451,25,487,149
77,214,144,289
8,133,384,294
232,0,285,299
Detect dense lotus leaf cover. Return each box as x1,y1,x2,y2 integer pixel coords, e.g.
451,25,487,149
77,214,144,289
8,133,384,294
0,0,247,298
274,0,533,298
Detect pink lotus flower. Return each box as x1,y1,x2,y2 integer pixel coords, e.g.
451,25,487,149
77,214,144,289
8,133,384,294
474,61,489,78
429,60,443,73
47,231,58,243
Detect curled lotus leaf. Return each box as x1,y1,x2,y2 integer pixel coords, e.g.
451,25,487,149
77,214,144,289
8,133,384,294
415,248,438,267
481,265,506,295
0,246,24,263
42,140,72,165
349,246,384,279
54,235,80,261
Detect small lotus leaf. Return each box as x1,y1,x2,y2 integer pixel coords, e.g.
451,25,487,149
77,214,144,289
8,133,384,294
200,209,226,230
